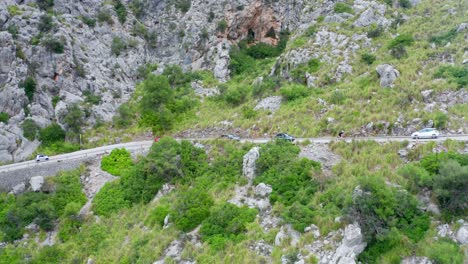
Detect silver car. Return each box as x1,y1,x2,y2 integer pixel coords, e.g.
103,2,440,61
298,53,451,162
411,128,440,139
35,154,49,162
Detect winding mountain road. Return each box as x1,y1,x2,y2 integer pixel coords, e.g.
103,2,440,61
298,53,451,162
0,135,467,191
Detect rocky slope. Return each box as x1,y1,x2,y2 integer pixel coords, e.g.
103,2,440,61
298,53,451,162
0,0,466,163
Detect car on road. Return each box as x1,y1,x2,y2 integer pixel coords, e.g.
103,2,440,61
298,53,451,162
411,128,440,139
35,154,49,162
275,133,295,142
220,134,241,141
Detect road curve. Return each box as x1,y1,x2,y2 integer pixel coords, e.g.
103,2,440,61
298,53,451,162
1,135,467,173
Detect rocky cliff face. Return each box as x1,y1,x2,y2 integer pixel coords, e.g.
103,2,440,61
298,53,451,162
0,0,311,162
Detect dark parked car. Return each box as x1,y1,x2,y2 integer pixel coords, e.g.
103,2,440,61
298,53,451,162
220,134,241,141
275,133,295,142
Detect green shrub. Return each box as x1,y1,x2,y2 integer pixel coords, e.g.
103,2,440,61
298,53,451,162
425,239,464,264
345,177,429,245
50,170,87,216
146,205,170,227
398,163,432,189
19,76,36,101
52,95,60,108
282,202,315,232
173,0,191,12
217,19,228,33
388,34,414,49
42,36,65,53
82,90,101,105
245,42,280,59
7,5,23,16
97,10,114,25
229,49,256,75
290,58,321,84
113,0,127,24
242,106,257,119
21,119,40,141
171,187,213,232
200,203,257,249
361,53,376,65
367,24,383,38
0,112,9,123
113,104,134,128
80,16,96,27
429,29,457,46
31,245,65,264
329,90,346,104
399,0,411,8
433,159,468,218
111,36,127,56
7,24,19,39
434,111,448,129
280,84,310,101
255,140,320,206
37,0,54,10
434,65,467,88
39,123,66,145
101,148,133,176
61,103,85,134
334,2,353,13
130,0,146,18
224,85,249,106
131,21,148,39
136,63,158,79
92,180,130,217
15,44,26,60
252,76,280,97
38,14,55,32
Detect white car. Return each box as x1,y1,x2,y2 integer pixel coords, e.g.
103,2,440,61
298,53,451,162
35,154,49,162
411,128,440,139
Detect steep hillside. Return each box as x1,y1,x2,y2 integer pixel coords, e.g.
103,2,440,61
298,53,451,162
0,0,467,263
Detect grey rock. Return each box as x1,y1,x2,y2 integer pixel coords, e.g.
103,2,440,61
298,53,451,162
421,89,433,102
29,176,44,192
376,64,399,88
163,215,170,229
254,96,282,113
86,258,95,264
401,256,432,264
353,2,390,28
329,223,367,264
275,225,301,246
243,147,260,181
305,72,317,88
255,183,272,197
299,143,341,171
304,224,321,238
455,224,468,244
457,23,468,33
249,240,273,257
10,182,26,195
191,81,219,97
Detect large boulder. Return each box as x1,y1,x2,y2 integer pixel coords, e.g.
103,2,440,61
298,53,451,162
353,1,390,28
376,64,399,88
455,224,468,245
275,225,301,246
254,96,282,113
30,176,44,192
243,147,260,182
329,223,367,264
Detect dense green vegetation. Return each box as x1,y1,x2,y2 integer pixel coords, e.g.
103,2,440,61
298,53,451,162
0,169,86,242
100,148,133,176
0,112,10,123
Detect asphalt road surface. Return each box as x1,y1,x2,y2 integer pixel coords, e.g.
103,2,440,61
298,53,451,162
0,135,467,173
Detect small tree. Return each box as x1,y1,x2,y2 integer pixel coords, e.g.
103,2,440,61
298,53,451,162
39,123,66,145
20,77,36,101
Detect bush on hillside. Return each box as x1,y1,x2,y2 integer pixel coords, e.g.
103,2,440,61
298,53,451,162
130,0,146,18
173,0,191,13
0,112,9,123
361,53,376,65
113,0,127,24
224,85,249,106
433,159,468,218
39,123,66,145
424,239,464,264
42,36,65,53
200,203,257,249
290,58,321,84
171,187,213,232
146,205,170,227
280,84,310,101
38,14,54,32
92,180,130,217
334,3,353,13
112,104,134,128
19,76,36,101
429,28,457,46
37,0,54,10
61,103,85,135
217,19,228,33
252,76,280,98
101,148,133,176
111,36,127,56
388,34,413,59
97,10,114,25
228,49,256,75
367,24,383,38
80,16,96,27
399,0,412,8
434,65,467,89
